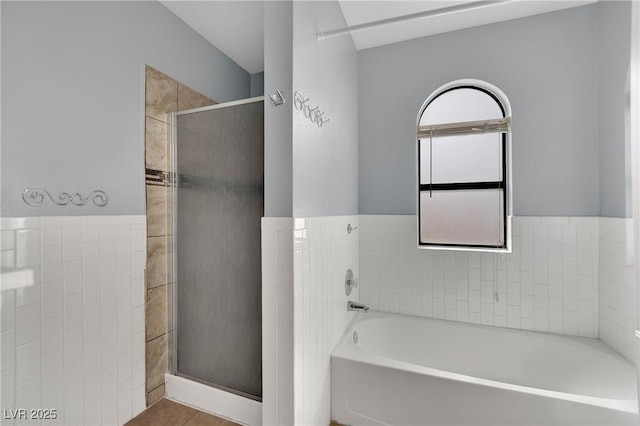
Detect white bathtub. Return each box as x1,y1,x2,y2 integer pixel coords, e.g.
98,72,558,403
331,311,638,425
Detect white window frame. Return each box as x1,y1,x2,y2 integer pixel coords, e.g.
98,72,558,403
416,79,512,252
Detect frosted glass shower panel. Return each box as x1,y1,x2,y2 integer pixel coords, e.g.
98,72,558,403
176,101,263,399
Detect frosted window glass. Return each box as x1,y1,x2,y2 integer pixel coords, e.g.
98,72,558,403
420,133,502,184
420,88,503,125
420,190,504,247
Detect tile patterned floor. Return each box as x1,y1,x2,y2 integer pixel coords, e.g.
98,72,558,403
125,399,241,426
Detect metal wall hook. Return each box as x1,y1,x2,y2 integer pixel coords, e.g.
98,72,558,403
347,224,358,234
268,89,285,106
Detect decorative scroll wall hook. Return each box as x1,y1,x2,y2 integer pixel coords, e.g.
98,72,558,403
293,91,329,128
22,186,109,207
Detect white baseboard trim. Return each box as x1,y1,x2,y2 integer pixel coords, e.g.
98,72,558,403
165,374,262,426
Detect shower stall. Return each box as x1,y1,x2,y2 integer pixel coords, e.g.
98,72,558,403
166,97,264,424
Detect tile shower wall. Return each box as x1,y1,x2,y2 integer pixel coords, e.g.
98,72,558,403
144,66,215,406
261,216,359,426
0,215,146,426
360,215,599,338
599,217,638,363
293,216,359,426
261,218,294,426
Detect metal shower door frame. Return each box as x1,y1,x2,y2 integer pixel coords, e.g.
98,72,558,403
168,95,265,397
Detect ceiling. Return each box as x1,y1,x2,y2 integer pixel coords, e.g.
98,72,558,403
161,1,264,74
161,1,596,74
338,1,596,51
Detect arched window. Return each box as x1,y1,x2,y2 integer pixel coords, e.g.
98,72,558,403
417,81,511,251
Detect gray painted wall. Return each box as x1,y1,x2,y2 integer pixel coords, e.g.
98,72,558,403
598,1,632,217
292,1,358,217
250,72,265,97
264,1,293,217
358,4,626,216
1,1,250,217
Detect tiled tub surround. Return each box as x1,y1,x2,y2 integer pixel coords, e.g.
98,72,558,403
293,216,359,426
144,65,215,406
0,216,146,426
360,215,600,339
599,218,638,363
261,216,359,426
261,218,294,426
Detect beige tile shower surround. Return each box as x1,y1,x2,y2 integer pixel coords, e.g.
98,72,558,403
144,66,215,406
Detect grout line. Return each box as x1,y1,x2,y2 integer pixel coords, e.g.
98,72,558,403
181,408,199,426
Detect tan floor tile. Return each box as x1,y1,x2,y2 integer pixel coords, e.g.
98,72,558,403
125,398,196,426
183,411,227,426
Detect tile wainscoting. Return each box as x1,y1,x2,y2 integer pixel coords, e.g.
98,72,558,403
261,218,294,426
599,217,638,363
0,215,146,426
261,216,359,426
360,215,600,338
263,214,638,425
293,216,359,426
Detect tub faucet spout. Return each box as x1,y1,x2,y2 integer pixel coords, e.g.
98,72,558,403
347,301,369,312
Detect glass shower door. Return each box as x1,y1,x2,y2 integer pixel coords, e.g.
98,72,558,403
174,99,263,400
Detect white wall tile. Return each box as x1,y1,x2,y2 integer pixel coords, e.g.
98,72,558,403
598,217,636,363
64,293,84,330
360,215,600,339
15,230,40,268
2,230,16,250
16,343,41,390
16,304,41,347
264,216,359,425
99,257,117,288
16,272,40,308
62,227,82,262
1,216,146,425
131,278,144,309
84,274,101,309
261,218,294,426
64,391,84,425
2,330,16,373
42,246,63,283
15,378,41,424
84,398,102,426
292,216,359,426
42,350,64,392
42,315,63,355
116,239,132,270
